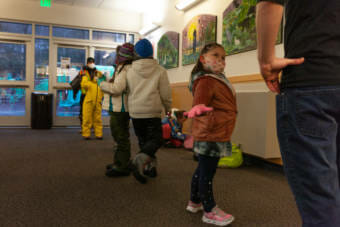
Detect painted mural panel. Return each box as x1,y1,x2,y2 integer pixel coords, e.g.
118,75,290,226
157,31,179,69
222,0,282,56
182,15,217,65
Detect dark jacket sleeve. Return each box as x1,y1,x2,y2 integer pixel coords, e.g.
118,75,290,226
257,0,284,5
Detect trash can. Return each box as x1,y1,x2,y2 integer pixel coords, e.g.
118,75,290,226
31,92,53,129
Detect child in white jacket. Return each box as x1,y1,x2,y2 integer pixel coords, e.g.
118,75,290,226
105,39,172,184
99,43,134,177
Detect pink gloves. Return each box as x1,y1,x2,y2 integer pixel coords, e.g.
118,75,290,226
184,104,213,118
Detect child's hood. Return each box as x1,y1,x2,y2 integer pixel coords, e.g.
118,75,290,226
131,58,159,78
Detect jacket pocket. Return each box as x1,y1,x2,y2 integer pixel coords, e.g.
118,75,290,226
192,112,214,138
212,111,235,130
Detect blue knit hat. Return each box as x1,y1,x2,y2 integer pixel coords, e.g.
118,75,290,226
135,39,153,58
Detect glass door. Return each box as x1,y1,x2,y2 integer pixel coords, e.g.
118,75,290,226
0,40,33,126
94,48,117,125
52,44,87,126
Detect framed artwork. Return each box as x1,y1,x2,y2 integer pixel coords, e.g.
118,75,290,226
182,14,217,66
157,31,179,69
222,0,282,56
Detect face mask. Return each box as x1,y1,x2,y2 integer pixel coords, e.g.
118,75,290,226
88,63,95,69
203,59,225,74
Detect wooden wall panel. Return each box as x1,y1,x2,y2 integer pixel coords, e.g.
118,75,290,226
170,74,263,134
170,83,193,134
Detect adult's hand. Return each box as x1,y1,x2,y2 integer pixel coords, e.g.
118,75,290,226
256,1,304,93
259,57,304,93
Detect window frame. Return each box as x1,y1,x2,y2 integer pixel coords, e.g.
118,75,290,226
0,19,138,126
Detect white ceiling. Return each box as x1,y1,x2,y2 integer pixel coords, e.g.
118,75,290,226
23,0,169,14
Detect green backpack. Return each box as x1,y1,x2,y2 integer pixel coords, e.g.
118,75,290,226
218,143,243,168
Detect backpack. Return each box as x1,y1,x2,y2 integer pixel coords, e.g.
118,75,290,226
218,143,243,168
70,73,83,99
162,123,171,140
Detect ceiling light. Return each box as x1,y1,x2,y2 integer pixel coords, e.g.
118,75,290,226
175,0,202,11
139,23,161,36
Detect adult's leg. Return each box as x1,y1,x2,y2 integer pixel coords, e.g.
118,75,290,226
335,111,340,203
337,131,340,190
93,102,103,138
276,87,340,227
79,93,86,127
82,100,94,138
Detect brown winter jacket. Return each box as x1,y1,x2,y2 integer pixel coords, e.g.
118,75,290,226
191,75,237,142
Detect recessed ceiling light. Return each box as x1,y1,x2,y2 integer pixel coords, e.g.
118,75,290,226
139,23,161,36
175,0,202,11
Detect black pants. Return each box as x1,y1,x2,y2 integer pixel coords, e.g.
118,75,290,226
110,112,131,171
132,118,163,158
190,154,220,212
79,93,86,127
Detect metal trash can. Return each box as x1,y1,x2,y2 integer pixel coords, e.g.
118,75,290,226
31,92,53,129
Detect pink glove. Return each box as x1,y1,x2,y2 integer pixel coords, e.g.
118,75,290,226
184,104,213,118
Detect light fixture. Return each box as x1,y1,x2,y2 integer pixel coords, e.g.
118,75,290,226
139,23,161,36
175,0,202,11
102,53,110,59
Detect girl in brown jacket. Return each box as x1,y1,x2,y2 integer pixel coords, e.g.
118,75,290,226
184,43,237,226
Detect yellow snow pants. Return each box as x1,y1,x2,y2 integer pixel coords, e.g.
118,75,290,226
82,100,103,138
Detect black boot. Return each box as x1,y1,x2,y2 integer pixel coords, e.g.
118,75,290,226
105,166,130,177
143,157,157,178
131,153,151,184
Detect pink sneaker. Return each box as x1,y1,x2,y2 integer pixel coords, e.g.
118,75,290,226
202,206,234,226
186,201,203,213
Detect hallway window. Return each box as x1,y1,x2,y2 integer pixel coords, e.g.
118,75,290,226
35,25,49,36
34,39,49,91
0,88,25,116
53,26,89,40
93,31,126,43
0,21,32,35
0,42,26,81
128,34,135,44
95,49,116,117
57,47,85,83
95,50,116,70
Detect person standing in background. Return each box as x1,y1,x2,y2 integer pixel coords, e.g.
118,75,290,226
80,57,105,140
100,43,135,177
257,0,340,226
75,57,96,133
128,39,172,184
